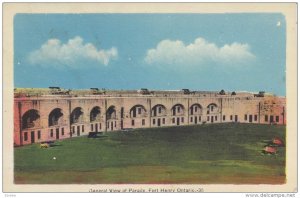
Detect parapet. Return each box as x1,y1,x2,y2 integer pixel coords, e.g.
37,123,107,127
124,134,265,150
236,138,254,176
14,87,277,99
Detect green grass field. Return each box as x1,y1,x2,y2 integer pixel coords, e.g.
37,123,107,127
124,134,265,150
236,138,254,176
14,123,286,184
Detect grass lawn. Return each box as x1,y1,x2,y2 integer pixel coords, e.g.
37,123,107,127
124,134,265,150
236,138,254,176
14,123,286,184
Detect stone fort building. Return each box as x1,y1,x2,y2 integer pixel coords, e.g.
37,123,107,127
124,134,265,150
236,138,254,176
14,88,286,146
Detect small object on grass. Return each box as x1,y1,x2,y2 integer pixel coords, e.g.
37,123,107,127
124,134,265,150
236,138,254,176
262,146,277,155
53,157,56,160
88,132,98,138
40,143,49,148
273,137,284,147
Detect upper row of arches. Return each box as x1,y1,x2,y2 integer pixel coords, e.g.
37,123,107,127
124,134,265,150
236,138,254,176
21,103,218,129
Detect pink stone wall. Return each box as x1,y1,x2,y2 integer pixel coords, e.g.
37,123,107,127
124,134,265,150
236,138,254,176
14,93,286,146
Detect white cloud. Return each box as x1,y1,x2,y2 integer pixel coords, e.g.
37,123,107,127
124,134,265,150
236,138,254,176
277,21,281,27
28,36,118,67
145,37,255,67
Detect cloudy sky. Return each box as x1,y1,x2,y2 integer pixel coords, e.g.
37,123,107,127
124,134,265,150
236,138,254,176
14,14,286,96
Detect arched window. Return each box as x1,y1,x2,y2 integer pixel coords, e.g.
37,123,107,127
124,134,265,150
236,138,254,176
48,108,63,126
171,104,185,116
189,104,202,115
207,103,218,114
71,107,84,124
90,106,101,122
22,109,40,129
151,104,167,117
106,106,116,120
130,105,147,118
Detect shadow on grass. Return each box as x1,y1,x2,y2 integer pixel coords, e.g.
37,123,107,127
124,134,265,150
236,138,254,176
50,144,63,147
88,135,108,139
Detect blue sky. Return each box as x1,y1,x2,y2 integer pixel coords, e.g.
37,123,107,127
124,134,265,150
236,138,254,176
14,14,286,96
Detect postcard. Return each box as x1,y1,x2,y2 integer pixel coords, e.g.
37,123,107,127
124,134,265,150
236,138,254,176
3,2,297,193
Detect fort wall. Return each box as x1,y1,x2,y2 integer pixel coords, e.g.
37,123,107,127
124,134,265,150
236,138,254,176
13,89,286,146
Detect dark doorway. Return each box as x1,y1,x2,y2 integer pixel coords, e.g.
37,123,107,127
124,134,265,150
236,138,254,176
121,120,123,129
270,115,274,123
176,117,180,125
30,131,35,143
235,115,238,122
121,107,124,119
158,118,161,126
211,116,214,123
77,125,80,136
95,124,98,132
56,128,59,139
249,115,253,123
133,109,136,118
111,122,113,130
195,116,198,124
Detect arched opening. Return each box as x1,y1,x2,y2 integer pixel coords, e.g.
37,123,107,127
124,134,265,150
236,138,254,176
90,106,101,122
151,104,167,127
171,104,185,116
207,103,219,123
106,106,117,131
22,109,40,129
207,103,218,113
48,108,64,126
151,104,167,117
106,106,116,120
189,104,202,115
130,105,147,118
70,107,84,124
189,104,203,124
